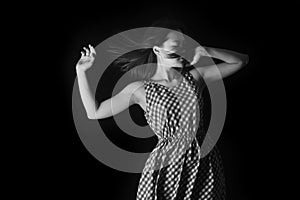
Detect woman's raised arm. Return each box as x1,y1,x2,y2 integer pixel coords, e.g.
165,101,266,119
189,46,249,81
76,45,143,120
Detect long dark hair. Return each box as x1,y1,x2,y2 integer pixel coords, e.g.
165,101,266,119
113,48,158,81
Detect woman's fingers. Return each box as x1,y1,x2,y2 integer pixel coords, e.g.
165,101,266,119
89,44,96,55
77,45,96,71
81,45,95,58
80,45,95,62
83,47,90,56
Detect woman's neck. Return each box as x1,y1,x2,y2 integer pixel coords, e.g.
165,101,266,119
152,63,177,82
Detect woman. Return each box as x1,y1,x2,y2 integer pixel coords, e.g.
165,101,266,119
76,29,249,199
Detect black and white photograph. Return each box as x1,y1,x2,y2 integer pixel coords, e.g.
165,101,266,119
8,1,295,200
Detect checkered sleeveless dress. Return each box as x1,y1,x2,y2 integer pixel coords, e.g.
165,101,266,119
136,69,226,200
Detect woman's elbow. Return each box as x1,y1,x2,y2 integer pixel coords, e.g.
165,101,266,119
87,115,96,120
87,113,98,120
236,55,249,69
241,54,249,66
87,110,108,120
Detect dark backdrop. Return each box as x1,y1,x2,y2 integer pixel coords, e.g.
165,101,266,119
10,1,294,199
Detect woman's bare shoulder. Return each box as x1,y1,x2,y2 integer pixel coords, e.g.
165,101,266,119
124,81,146,107
125,81,145,90
123,81,145,97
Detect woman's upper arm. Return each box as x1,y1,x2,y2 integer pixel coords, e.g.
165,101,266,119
189,61,245,82
93,81,143,119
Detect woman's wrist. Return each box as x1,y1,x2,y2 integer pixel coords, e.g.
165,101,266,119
76,66,87,75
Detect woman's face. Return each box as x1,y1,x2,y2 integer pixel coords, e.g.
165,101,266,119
159,31,184,68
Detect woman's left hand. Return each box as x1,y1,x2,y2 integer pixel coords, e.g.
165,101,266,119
190,46,210,65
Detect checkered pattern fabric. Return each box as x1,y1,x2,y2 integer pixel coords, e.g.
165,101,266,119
136,69,226,200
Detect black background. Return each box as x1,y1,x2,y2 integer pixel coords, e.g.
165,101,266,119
8,1,295,199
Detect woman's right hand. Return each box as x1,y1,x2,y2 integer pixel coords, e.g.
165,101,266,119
190,45,210,66
76,44,96,72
